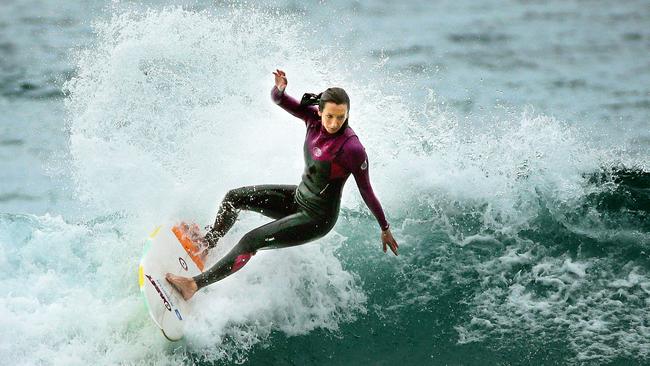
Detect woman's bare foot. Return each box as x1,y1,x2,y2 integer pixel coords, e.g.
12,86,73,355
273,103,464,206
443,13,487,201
165,273,198,301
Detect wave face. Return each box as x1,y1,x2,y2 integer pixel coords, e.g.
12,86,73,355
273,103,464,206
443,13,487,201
1,2,649,365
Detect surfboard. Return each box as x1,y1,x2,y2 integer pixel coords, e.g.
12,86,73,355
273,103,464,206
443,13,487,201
138,223,206,341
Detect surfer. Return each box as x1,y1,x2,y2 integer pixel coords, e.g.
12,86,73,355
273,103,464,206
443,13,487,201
166,69,398,300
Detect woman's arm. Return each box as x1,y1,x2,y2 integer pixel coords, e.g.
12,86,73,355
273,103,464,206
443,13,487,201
350,149,389,230
271,69,318,124
342,138,399,255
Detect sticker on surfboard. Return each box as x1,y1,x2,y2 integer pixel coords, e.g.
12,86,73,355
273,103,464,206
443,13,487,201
138,223,205,341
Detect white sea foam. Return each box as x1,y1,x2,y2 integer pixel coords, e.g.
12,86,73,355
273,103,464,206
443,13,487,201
2,5,371,365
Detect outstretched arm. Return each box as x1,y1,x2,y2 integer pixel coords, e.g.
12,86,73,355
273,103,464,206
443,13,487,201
343,138,399,255
271,69,318,124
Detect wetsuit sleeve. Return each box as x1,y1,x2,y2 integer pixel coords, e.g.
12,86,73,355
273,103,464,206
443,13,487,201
271,86,319,125
340,137,390,231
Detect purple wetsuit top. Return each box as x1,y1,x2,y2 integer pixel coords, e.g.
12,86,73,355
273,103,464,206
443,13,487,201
271,86,389,230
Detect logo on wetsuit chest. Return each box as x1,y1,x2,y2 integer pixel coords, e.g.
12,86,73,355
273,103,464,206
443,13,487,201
312,147,322,157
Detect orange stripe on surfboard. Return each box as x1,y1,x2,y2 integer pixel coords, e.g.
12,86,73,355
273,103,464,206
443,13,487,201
171,225,205,272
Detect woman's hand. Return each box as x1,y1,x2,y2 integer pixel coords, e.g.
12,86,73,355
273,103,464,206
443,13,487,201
381,228,399,256
272,69,288,92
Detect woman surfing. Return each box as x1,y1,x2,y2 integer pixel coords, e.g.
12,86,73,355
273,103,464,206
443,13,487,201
166,69,398,300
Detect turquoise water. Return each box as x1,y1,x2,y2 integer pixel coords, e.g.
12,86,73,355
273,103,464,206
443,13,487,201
1,1,648,365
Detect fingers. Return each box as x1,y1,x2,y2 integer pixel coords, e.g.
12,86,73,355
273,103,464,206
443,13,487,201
272,69,287,85
383,239,399,255
390,241,398,256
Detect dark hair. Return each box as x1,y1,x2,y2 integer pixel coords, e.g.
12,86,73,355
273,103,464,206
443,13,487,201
300,87,350,112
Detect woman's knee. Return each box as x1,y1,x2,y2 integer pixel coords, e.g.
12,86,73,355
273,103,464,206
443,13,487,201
223,187,250,208
236,230,263,253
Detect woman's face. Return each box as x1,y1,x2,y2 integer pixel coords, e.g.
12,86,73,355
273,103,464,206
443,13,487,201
318,102,349,134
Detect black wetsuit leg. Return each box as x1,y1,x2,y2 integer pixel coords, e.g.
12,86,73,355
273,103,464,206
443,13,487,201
204,184,301,247
194,185,337,289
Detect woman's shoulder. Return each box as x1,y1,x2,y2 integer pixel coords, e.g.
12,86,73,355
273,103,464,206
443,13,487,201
341,132,366,158
338,133,368,172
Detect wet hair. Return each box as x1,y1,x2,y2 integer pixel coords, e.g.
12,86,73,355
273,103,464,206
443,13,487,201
300,87,350,112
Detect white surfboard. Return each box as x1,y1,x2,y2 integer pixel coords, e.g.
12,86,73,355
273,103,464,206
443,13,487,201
138,223,206,341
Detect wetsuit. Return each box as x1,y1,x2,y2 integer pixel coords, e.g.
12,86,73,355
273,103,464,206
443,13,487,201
192,86,389,289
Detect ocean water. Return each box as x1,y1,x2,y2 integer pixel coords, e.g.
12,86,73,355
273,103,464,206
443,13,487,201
1,0,648,365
